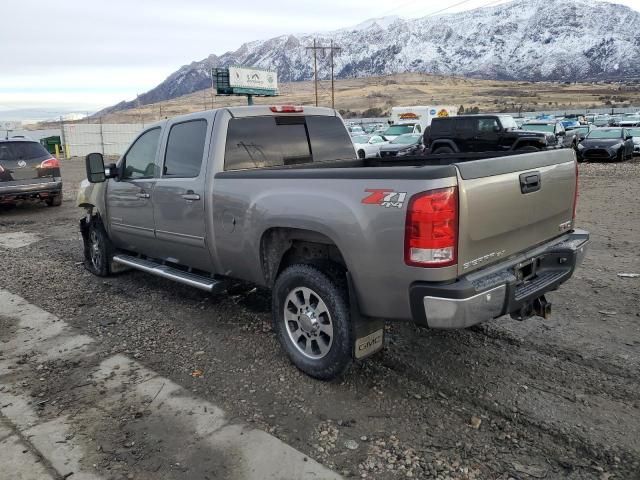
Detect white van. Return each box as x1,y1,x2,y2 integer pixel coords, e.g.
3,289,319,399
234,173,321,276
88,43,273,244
384,106,458,140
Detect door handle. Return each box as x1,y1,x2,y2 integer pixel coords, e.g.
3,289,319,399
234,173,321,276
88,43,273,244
519,171,541,194
181,192,200,201
136,192,150,199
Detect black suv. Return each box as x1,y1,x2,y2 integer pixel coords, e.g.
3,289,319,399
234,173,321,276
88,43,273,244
425,115,555,153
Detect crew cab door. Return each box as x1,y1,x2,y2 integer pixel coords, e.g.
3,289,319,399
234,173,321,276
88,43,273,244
152,118,212,271
107,127,161,252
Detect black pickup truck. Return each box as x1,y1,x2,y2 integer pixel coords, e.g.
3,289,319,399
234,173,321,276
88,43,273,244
425,115,557,153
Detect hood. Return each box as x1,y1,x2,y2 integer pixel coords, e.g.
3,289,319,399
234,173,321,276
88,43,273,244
379,143,417,152
580,138,623,148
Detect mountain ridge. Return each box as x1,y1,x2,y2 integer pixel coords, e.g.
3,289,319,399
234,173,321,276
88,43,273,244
98,0,640,115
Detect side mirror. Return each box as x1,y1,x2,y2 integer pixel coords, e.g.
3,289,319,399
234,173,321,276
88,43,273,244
557,131,566,136
625,135,633,140
85,152,106,183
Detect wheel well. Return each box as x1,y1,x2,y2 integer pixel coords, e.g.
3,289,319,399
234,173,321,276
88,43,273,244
430,141,456,152
260,228,347,286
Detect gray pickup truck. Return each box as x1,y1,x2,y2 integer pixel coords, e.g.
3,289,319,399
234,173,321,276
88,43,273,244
77,105,589,380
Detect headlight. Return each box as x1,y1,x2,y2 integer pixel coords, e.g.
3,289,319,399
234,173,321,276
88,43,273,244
609,143,623,150
577,144,584,150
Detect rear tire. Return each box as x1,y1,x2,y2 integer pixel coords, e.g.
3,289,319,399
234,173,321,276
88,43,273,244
84,218,114,277
433,146,454,154
46,192,62,207
272,264,353,380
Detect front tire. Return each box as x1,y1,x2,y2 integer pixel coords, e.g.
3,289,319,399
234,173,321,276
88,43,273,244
433,146,454,154
517,145,539,152
357,150,366,159
84,218,114,277
272,264,353,380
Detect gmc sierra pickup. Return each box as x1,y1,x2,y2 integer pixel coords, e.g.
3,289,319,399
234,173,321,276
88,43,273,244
77,106,589,380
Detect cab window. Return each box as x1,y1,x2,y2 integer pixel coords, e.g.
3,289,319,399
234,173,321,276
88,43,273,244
122,128,161,179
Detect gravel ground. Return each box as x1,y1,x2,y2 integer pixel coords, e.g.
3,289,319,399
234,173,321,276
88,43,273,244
0,157,638,480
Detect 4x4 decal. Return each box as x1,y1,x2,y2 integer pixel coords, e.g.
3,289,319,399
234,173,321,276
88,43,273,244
361,189,407,209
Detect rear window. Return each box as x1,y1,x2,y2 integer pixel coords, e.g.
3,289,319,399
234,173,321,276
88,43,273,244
224,116,354,170
0,141,49,161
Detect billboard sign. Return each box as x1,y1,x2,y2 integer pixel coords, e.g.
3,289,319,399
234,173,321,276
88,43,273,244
228,67,278,93
0,121,22,131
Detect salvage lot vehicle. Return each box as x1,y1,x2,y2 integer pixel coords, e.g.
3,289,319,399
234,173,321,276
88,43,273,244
0,138,63,206
577,127,635,162
352,134,389,159
627,127,640,155
77,105,589,380
425,115,554,153
377,133,423,157
521,120,578,149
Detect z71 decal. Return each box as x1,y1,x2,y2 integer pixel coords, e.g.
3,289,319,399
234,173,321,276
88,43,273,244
361,189,408,209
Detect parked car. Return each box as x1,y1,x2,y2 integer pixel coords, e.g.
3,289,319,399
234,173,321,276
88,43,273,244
425,115,554,153
378,133,423,157
77,105,588,380
573,125,594,141
618,115,640,128
521,120,578,149
352,134,389,159
561,119,581,130
0,138,62,206
577,127,634,162
347,124,365,136
624,127,640,155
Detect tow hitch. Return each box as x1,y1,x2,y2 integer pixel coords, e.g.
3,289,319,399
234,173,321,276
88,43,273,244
511,295,552,321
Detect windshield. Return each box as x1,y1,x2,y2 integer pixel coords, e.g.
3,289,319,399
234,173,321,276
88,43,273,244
0,141,50,161
384,125,414,136
390,134,420,145
522,124,555,133
586,129,623,140
499,116,518,130
352,135,370,143
627,128,640,137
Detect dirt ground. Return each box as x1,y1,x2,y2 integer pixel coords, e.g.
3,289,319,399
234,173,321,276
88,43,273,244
0,157,639,480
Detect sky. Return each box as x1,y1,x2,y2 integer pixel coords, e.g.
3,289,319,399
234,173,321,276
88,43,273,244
1,0,639,121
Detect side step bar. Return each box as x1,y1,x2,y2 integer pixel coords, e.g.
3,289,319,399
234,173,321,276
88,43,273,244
112,254,221,292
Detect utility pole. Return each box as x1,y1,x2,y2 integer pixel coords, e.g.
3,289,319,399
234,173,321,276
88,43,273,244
329,39,341,109
306,39,319,106
210,67,216,109
306,39,341,108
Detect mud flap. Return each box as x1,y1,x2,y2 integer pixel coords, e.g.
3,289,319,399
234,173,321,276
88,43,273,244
347,273,385,360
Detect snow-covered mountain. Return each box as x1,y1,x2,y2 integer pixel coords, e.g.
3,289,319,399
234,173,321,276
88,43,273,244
104,0,640,113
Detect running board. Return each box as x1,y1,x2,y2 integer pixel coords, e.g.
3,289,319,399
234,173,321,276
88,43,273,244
112,254,221,292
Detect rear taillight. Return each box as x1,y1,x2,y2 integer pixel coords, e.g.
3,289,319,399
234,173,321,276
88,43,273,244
405,187,458,267
270,105,303,113
572,160,579,222
40,158,59,168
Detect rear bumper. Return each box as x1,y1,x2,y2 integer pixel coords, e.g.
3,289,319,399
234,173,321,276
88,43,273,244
0,180,62,198
409,229,589,329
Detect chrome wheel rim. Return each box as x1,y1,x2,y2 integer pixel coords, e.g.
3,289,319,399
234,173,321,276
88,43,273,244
89,230,103,270
284,286,333,359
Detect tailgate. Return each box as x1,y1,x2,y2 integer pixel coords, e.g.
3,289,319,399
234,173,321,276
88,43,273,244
456,150,577,275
